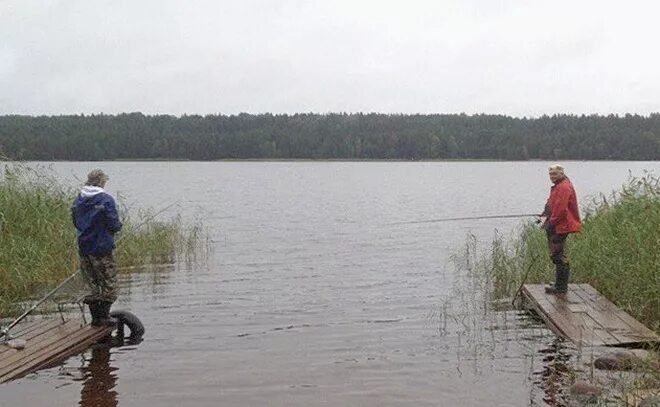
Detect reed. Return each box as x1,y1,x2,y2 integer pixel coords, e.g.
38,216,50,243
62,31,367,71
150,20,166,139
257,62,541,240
479,172,660,332
0,163,201,316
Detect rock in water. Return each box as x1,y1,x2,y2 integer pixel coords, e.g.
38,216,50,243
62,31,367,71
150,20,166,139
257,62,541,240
569,380,602,396
594,349,649,370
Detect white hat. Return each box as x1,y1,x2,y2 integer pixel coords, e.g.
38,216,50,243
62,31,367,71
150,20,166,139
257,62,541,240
548,163,564,172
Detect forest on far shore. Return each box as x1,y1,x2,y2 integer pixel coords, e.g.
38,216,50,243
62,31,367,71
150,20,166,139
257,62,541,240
1,113,659,161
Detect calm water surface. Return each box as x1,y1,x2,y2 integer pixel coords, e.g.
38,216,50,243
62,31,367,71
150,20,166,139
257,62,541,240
1,161,658,406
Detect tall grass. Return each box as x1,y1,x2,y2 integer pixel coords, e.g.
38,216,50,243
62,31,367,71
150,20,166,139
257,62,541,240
480,172,660,332
0,163,201,317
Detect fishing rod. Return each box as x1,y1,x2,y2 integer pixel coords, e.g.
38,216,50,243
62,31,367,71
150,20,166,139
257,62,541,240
0,200,180,341
385,213,541,226
511,255,539,306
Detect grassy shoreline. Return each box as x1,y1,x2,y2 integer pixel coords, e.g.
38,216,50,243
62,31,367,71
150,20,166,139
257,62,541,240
479,172,659,332
0,163,200,317
470,173,660,404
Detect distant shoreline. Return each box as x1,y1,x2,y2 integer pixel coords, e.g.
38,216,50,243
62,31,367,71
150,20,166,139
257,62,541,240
3,114,659,161
9,158,659,163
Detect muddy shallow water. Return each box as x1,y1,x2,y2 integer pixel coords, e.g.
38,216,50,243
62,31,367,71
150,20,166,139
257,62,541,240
1,161,657,406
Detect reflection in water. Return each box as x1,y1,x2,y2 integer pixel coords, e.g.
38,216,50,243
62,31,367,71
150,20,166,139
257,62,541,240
78,344,118,407
534,339,573,407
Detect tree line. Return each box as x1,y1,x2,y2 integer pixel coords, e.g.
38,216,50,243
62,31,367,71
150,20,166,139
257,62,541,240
0,113,659,160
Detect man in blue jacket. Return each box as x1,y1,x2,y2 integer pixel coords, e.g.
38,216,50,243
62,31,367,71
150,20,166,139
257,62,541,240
71,169,122,327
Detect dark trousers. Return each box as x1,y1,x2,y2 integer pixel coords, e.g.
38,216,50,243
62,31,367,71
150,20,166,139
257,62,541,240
546,230,568,265
546,230,570,291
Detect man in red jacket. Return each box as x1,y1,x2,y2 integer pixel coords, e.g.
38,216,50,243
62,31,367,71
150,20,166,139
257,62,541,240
541,164,581,295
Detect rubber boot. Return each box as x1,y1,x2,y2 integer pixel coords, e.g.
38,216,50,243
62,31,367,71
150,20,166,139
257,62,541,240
545,263,569,295
555,262,570,292
88,301,103,326
97,301,118,328
544,266,559,294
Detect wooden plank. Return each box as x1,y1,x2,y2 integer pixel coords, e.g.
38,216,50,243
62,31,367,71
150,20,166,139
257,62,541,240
0,320,83,377
30,328,110,374
521,284,657,347
6,319,50,337
573,313,622,346
1,319,53,346
573,284,659,344
527,285,617,346
538,294,608,346
0,319,82,365
523,284,603,345
0,320,67,355
0,320,111,384
2,326,109,383
570,285,642,344
522,285,583,343
1,320,48,354
562,288,621,346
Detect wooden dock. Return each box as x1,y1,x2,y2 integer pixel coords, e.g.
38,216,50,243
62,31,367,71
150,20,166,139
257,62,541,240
522,284,659,347
0,318,112,383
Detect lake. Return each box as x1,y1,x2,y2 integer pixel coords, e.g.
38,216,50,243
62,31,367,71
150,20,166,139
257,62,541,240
1,161,658,406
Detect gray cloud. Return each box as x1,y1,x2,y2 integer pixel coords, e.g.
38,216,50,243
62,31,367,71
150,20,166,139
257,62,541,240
1,0,659,116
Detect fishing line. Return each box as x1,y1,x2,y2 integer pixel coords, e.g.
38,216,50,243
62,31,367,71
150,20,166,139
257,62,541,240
385,213,540,226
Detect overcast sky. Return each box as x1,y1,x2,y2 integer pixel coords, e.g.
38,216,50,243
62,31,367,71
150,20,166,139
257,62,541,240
1,0,659,116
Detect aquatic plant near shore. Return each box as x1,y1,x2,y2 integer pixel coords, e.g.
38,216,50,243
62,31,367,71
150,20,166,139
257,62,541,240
458,172,660,405
0,163,202,317
478,172,660,331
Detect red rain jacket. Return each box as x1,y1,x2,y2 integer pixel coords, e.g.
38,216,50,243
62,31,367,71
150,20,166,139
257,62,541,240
546,177,581,234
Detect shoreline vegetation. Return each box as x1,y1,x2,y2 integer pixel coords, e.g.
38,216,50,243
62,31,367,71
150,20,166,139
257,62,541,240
469,173,660,404
476,172,660,332
0,162,202,317
1,113,659,161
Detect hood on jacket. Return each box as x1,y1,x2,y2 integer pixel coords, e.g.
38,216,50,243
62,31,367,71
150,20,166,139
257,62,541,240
80,186,105,198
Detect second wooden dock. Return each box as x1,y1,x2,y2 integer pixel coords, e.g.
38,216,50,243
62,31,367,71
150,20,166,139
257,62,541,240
0,318,112,384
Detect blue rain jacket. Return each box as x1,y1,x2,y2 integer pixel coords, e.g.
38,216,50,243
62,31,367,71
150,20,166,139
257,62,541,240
71,186,122,256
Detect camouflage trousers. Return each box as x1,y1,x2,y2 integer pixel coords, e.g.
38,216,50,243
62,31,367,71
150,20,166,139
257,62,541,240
79,253,118,303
